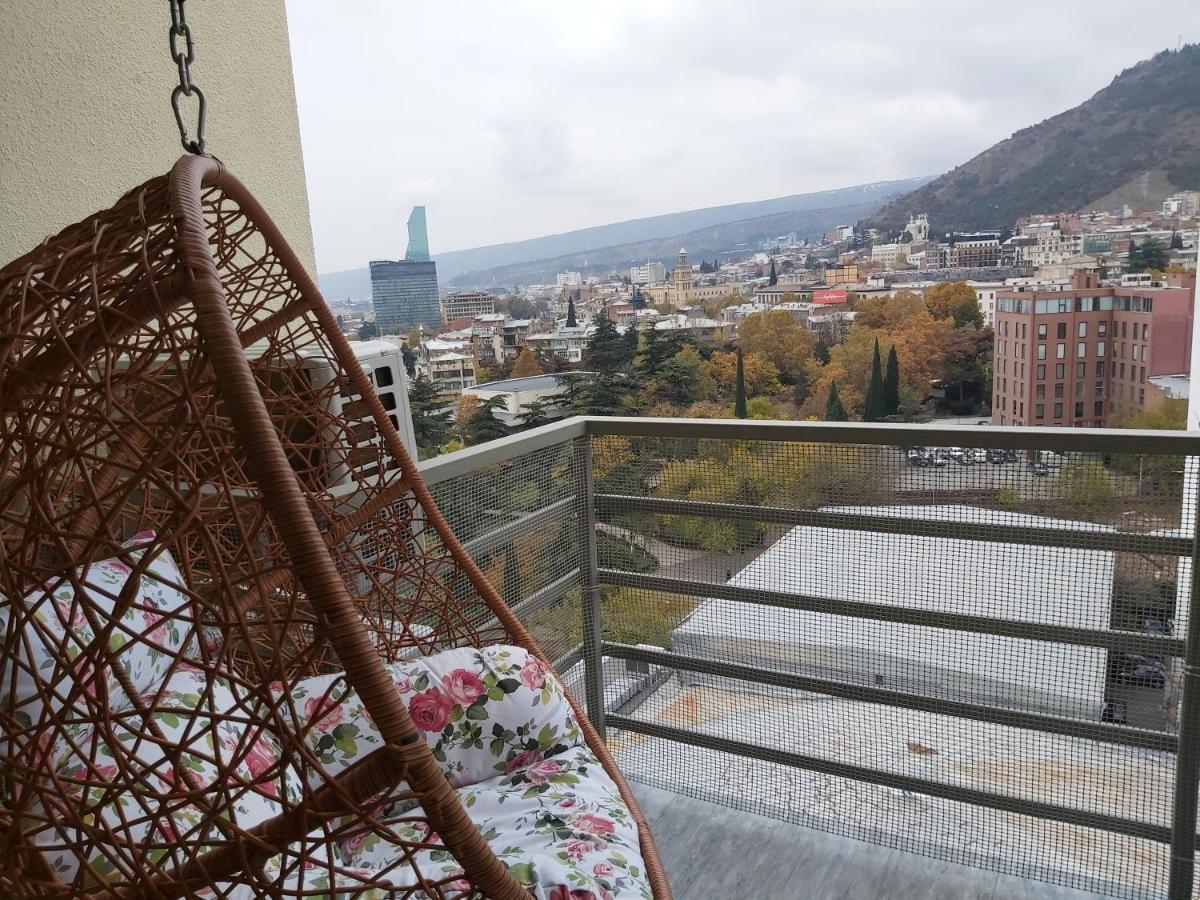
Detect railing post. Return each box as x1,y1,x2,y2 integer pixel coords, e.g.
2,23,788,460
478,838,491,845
1169,475,1200,900
574,432,605,740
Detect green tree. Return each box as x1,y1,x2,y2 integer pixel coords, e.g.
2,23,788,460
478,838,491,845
864,338,885,421
1129,238,1169,273
636,329,692,380
464,395,510,445
566,296,578,328
520,397,552,429
734,347,748,419
649,345,703,406
768,259,778,286
1171,231,1184,250
883,345,900,415
571,372,640,416
585,313,635,372
824,382,848,421
407,375,451,457
400,343,417,377
358,321,379,341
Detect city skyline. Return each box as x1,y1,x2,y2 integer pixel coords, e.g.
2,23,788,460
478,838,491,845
285,0,1198,273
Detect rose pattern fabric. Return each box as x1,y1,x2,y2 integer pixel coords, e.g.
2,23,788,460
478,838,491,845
339,745,651,899
283,645,582,790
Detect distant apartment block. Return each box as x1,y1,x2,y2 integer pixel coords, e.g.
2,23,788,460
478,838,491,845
992,272,1195,428
1162,191,1200,218
946,233,1002,268
871,243,905,267
556,271,582,287
370,206,440,333
441,290,496,322
630,260,667,284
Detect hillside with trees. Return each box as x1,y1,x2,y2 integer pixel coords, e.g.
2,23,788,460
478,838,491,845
869,45,1200,233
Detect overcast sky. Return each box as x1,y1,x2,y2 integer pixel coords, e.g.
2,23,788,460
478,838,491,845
285,1,1198,273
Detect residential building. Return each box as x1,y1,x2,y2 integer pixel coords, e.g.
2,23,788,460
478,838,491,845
421,351,477,396
992,272,1196,427
946,233,1003,268
630,260,667,284
1163,191,1200,218
556,271,582,287
500,319,533,359
525,324,592,363
969,280,1005,327
441,290,496,322
370,206,440,332
871,243,905,267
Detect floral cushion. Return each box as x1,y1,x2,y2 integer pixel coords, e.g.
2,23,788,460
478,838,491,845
283,644,582,790
339,745,652,900
0,531,197,729
29,666,302,887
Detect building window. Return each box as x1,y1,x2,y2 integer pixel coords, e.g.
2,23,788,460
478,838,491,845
1056,364,1065,379
1075,382,1084,399
1120,363,1125,379
1054,383,1064,399
1121,321,1128,338
1074,402,1084,418
1142,323,1149,340
1038,323,1047,339
1076,362,1086,378
1139,388,1145,406
1056,343,1065,359
1098,322,1107,337
1077,342,1086,358
1141,346,1148,362
1054,403,1063,418
1097,341,1106,357
1037,344,1047,360
1140,367,1146,383
1036,384,1046,399
1096,361,1105,377
1094,401,1104,417
1078,322,1087,337
1035,404,1045,419
1036,364,1045,380
1057,323,1067,339
1095,381,1103,397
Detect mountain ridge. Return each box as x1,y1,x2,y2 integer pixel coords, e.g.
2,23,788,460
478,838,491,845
868,45,1200,233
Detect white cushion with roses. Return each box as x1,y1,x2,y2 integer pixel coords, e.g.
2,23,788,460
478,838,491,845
281,644,582,790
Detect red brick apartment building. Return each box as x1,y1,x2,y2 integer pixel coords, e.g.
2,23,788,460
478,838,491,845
992,272,1195,427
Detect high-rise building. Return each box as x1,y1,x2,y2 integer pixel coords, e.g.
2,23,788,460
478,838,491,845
370,206,440,333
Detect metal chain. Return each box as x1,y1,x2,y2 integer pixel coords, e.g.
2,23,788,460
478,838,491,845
168,0,206,154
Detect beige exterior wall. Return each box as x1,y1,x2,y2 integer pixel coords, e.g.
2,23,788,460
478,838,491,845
1,1,316,273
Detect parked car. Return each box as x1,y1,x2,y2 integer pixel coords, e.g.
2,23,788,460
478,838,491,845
987,449,1007,465
1030,461,1049,476
1003,450,1019,463
930,451,948,467
1114,666,1166,689
971,448,988,463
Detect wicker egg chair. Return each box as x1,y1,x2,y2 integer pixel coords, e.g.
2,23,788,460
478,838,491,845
0,155,669,899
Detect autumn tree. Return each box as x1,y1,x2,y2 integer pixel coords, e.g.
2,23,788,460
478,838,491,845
734,348,748,419
853,291,926,330
510,347,543,378
864,338,885,421
925,281,983,328
700,351,781,400
883,345,900,416
738,310,817,383
824,382,848,421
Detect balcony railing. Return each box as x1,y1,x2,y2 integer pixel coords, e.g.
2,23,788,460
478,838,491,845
419,416,1200,900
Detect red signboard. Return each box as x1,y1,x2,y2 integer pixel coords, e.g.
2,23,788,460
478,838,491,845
812,289,848,306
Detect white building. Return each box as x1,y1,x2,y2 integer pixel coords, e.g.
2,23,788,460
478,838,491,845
968,280,1005,327
630,260,667,284
670,505,1112,719
441,290,496,322
461,373,579,427
524,324,592,363
871,243,905,267
556,271,582,287
1163,191,1200,217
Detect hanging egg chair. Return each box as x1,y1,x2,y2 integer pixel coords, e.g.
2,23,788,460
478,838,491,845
0,152,670,899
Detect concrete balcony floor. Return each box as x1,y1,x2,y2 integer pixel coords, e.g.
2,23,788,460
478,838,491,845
629,781,1104,900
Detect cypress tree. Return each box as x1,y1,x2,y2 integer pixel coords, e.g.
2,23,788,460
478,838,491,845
864,337,885,421
883,345,900,416
768,259,778,286
566,296,578,328
824,382,848,421
734,347,748,419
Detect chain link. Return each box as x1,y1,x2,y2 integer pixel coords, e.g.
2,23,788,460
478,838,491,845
168,0,206,154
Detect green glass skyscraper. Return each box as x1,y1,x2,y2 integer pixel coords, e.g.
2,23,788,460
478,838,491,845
370,206,440,333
